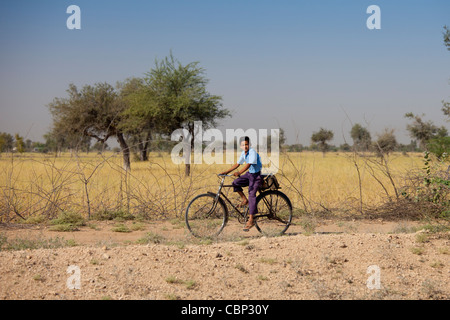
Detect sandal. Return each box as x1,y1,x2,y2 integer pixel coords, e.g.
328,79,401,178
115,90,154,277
243,222,255,232
237,200,249,208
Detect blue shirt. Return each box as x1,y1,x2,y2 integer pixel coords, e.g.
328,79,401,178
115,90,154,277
237,148,262,173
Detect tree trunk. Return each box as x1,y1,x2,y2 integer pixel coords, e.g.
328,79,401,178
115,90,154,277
117,133,131,171
184,125,195,177
138,132,150,161
138,140,147,162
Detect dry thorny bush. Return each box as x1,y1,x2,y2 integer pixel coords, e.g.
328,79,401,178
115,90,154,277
277,150,449,222
0,153,212,223
0,150,448,225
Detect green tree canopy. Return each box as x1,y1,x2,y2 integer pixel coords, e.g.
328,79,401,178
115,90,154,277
48,82,131,170
443,26,450,121
47,54,230,174
405,112,448,150
0,132,14,152
444,25,450,51
14,134,25,153
118,77,159,161
143,53,231,175
311,128,334,155
350,123,372,151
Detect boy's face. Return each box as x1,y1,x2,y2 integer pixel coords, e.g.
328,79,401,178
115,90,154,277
240,141,249,152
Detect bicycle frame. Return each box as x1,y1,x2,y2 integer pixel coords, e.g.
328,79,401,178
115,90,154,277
211,174,247,218
213,174,275,222
186,174,293,237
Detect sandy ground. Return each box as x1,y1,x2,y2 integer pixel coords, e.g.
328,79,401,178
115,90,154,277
0,219,448,300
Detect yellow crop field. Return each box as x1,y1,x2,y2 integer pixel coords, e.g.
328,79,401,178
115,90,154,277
0,151,434,222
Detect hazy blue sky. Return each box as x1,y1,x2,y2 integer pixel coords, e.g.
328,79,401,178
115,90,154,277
0,0,449,145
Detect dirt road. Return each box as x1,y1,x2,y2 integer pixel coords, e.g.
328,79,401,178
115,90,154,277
0,219,448,300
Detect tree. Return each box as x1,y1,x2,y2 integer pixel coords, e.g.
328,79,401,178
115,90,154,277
277,128,287,152
443,101,450,121
118,77,157,161
0,134,5,154
25,139,33,152
373,128,397,156
14,134,25,153
404,112,444,150
143,53,230,176
350,123,372,151
339,143,351,152
48,82,131,170
45,124,91,155
427,136,450,160
288,143,304,152
311,128,334,156
444,25,450,51
0,132,14,152
92,141,109,153
443,26,450,121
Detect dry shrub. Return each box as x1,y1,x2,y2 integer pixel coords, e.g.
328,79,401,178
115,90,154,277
0,151,448,224
369,152,449,221
366,198,445,221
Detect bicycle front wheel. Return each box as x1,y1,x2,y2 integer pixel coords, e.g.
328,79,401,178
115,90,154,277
185,193,228,238
255,190,292,236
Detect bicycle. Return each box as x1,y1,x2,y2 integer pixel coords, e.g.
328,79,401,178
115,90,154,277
185,174,293,238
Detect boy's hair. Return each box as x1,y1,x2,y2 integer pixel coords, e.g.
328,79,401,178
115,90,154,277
239,136,250,145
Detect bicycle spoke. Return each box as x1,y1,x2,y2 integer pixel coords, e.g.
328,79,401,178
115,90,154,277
255,191,292,236
185,194,227,238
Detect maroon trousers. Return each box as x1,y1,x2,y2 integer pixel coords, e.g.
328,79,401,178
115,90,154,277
232,172,262,215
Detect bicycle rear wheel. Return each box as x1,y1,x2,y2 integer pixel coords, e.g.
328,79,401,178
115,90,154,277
185,193,228,238
255,190,292,236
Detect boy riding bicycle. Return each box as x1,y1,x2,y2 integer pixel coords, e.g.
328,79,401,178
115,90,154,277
219,136,262,231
